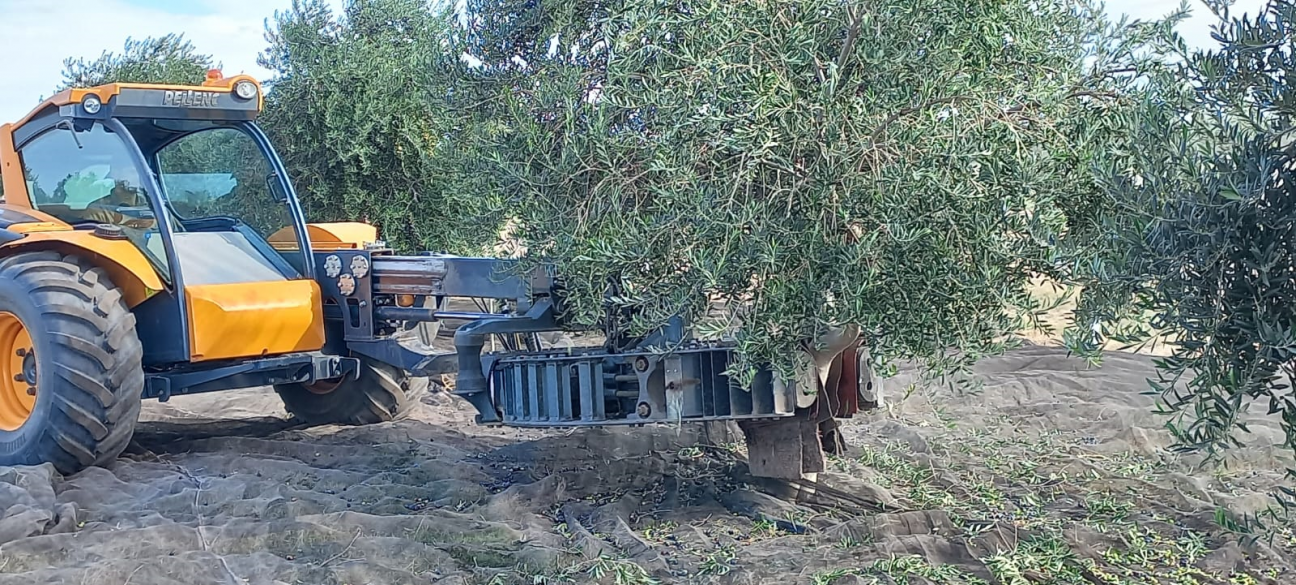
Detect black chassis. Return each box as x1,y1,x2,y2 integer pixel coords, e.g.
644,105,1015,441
314,248,566,423
143,353,360,402
313,248,801,430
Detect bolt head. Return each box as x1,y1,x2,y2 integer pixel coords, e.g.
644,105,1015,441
636,402,652,418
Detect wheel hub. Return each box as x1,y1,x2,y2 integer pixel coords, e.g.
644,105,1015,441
22,353,37,387
302,377,343,395
0,312,36,432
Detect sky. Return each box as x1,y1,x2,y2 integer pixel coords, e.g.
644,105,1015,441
0,0,1269,123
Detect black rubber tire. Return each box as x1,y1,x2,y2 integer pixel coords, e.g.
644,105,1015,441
273,359,427,425
0,251,145,475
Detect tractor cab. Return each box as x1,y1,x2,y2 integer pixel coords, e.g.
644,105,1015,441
0,71,325,367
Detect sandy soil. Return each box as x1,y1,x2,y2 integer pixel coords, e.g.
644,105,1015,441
2,341,1294,584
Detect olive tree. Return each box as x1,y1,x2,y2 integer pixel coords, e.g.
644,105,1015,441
57,34,214,90
257,0,497,253
1074,0,1296,526
440,0,1171,382
51,4,1172,387
49,4,1174,391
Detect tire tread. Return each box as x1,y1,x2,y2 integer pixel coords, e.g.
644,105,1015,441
0,251,144,475
274,360,421,426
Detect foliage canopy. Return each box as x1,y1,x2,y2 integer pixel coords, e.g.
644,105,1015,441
57,33,213,91
1075,0,1296,516
440,0,1162,382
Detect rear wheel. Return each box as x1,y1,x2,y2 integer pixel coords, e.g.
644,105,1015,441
0,251,145,475
273,359,427,425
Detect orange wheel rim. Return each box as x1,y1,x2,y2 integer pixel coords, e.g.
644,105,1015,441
303,377,343,395
0,312,36,432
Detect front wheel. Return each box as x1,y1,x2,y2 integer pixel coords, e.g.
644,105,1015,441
273,359,427,425
0,251,145,476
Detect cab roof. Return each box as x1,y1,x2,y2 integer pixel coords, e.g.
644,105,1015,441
7,69,264,131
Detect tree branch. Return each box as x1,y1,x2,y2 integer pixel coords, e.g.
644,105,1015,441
1067,89,1122,100
835,7,865,75
867,96,971,143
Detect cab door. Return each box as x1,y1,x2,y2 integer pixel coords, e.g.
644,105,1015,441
146,122,325,362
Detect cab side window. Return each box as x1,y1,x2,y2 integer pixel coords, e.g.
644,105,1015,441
19,123,148,218
17,123,170,274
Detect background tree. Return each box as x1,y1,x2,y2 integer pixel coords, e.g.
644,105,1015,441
257,0,496,253
57,33,213,90
1075,0,1296,526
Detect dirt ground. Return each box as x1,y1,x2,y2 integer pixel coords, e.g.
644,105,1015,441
2,338,1294,584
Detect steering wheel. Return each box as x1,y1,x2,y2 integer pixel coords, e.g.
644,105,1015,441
72,204,156,230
